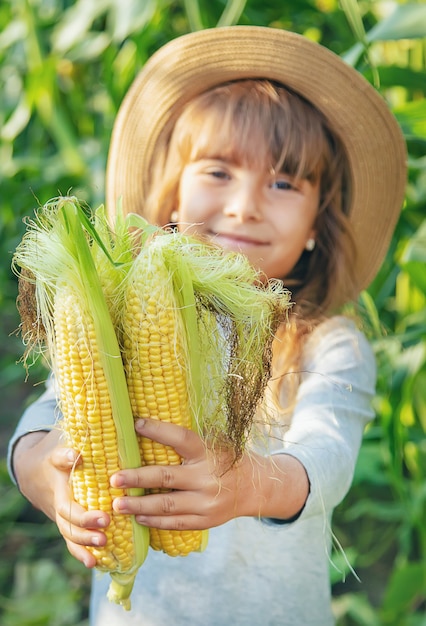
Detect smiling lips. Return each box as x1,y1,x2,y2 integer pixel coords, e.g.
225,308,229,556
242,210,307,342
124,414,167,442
212,231,268,250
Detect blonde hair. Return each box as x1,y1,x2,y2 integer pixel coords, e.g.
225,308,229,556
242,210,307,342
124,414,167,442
144,80,358,408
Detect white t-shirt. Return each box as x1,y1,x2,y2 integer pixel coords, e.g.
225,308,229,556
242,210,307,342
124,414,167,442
8,316,376,626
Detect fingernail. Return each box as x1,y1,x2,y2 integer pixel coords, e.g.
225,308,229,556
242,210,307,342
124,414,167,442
111,474,124,488
113,498,122,512
135,418,145,430
114,498,129,513
96,517,107,528
66,449,76,462
91,535,102,546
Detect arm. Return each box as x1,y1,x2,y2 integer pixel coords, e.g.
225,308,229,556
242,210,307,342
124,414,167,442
110,317,374,530
7,379,58,484
274,316,376,520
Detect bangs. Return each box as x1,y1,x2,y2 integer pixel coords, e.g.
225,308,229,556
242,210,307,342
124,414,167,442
170,80,334,182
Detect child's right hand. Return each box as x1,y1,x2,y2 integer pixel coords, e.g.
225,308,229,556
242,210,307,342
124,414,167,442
13,430,109,568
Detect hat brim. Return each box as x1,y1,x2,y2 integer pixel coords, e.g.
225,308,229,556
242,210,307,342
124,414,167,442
106,25,407,296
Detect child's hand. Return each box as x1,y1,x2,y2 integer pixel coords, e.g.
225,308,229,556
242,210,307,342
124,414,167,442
13,430,109,568
111,417,239,530
49,443,110,568
110,418,309,529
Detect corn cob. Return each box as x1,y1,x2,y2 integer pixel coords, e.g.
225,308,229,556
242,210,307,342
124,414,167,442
54,283,136,571
14,198,149,610
122,245,208,556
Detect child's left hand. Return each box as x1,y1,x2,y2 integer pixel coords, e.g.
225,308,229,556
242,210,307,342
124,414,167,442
110,418,309,529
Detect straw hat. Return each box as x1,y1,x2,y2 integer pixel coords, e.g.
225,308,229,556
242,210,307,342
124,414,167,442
106,25,407,295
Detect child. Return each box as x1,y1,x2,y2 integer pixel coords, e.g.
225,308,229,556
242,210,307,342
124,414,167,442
8,26,406,625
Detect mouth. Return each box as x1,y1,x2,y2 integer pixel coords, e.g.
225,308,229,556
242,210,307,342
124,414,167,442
211,231,268,250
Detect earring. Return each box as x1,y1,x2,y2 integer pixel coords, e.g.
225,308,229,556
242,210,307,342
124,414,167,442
305,238,316,251
170,209,179,223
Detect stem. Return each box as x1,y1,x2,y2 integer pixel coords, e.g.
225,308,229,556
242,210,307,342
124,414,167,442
217,0,247,27
183,0,204,31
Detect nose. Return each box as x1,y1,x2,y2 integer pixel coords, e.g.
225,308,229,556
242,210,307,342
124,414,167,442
222,183,262,222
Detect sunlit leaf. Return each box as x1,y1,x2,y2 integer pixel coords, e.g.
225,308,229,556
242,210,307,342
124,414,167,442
51,0,110,53
343,4,426,65
0,97,31,141
107,0,157,41
401,220,426,264
367,4,426,41
394,100,426,141
399,220,426,291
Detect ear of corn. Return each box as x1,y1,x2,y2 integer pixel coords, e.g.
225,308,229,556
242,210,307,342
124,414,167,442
54,283,139,575
13,198,149,610
121,244,208,556
14,197,291,608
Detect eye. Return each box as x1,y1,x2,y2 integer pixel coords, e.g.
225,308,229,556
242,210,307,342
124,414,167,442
206,167,230,180
270,177,295,191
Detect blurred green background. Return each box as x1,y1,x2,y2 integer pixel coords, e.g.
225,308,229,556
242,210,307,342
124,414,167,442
1,1,425,624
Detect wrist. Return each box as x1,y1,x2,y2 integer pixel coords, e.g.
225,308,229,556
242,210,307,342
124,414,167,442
13,430,58,519
236,452,309,521
13,431,49,489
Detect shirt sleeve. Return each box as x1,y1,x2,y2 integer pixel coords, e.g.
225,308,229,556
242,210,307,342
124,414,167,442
7,375,60,484
272,316,376,521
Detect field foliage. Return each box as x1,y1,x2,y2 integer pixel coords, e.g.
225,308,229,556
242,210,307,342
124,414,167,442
0,1,425,624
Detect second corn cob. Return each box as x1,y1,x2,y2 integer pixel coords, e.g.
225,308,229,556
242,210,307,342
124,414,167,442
122,246,208,556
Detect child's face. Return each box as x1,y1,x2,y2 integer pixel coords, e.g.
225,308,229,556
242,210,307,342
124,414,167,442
177,158,319,280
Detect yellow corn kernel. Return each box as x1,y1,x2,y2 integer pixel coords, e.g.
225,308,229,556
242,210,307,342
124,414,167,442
122,249,206,556
54,284,135,573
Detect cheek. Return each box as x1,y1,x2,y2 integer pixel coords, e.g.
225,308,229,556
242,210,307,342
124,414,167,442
178,188,215,226
272,207,317,242
262,227,314,278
